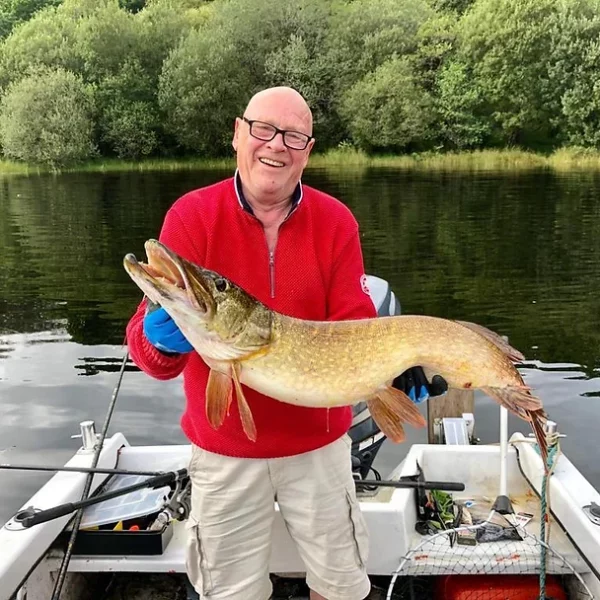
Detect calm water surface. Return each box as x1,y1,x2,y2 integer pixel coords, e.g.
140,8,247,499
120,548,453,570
1,167,599,525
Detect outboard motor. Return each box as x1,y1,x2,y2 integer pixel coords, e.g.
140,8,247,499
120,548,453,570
348,275,401,480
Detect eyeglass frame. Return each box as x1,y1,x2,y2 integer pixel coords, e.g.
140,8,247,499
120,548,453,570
241,116,314,150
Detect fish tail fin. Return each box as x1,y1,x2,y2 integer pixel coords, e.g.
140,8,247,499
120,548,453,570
367,386,427,443
481,385,549,466
529,408,549,468
456,321,525,362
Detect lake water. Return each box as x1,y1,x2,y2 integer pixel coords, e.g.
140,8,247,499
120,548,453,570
1,166,599,525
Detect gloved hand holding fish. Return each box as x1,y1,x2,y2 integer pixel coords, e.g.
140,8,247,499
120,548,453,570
123,239,548,460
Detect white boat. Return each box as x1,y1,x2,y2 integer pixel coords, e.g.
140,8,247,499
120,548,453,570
2,279,600,600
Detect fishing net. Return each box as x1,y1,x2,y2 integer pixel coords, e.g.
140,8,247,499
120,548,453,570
385,507,595,600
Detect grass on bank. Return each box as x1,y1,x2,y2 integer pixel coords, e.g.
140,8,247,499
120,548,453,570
2,147,600,176
311,146,600,172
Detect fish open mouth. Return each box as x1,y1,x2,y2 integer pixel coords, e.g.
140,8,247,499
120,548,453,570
123,240,211,313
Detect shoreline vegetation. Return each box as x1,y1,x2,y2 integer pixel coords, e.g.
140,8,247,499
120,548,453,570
3,147,600,177
1,0,600,169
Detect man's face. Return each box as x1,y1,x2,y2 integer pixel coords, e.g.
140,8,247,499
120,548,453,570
232,92,315,205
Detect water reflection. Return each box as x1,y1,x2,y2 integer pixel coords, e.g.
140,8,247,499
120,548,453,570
0,167,599,525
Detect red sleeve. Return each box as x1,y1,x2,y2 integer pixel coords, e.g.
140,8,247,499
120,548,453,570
125,204,204,380
326,221,377,321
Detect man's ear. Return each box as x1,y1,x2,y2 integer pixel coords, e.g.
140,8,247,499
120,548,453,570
232,117,241,152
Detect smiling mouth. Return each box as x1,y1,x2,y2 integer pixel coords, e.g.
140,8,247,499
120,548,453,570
259,157,285,168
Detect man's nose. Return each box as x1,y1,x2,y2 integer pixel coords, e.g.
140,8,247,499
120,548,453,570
267,132,286,151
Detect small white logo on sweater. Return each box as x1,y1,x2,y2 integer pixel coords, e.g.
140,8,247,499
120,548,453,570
360,274,370,295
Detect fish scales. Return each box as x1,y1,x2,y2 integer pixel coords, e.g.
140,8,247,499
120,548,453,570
239,314,524,408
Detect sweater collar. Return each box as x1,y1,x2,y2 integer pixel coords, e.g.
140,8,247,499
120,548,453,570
234,169,303,217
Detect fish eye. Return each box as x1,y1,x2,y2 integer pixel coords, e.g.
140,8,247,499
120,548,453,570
214,278,228,292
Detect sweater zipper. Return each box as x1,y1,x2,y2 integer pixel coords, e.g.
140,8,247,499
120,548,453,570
269,248,276,298
262,205,299,300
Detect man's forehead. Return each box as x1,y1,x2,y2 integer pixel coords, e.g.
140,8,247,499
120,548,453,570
244,89,312,129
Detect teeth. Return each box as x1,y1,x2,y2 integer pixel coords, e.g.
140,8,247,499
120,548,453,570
259,157,284,167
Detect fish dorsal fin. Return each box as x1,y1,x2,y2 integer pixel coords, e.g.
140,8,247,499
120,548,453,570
232,363,257,442
456,320,525,362
480,384,543,415
206,368,233,430
480,385,549,466
367,386,427,443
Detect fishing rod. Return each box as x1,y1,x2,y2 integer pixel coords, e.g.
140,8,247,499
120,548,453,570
15,468,188,529
13,473,461,529
355,479,465,492
0,463,169,478
50,350,130,600
3,461,465,497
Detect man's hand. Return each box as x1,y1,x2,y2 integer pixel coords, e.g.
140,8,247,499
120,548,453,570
143,304,193,354
392,368,448,403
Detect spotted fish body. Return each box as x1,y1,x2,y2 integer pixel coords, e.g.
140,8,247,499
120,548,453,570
240,314,528,409
124,239,548,460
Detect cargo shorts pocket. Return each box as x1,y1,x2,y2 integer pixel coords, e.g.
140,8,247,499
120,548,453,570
185,515,213,596
188,444,205,474
345,488,370,569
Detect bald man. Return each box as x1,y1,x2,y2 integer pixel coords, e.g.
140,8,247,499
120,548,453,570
127,87,374,600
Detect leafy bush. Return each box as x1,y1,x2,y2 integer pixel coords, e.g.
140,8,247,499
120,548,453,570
325,0,434,97
454,0,560,145
550,0,600,147
340,57,435,151
0,5,80,91
96,60,158,158
436,61,490,149
0,67,96,166
159,0,329,154
0,0,62,40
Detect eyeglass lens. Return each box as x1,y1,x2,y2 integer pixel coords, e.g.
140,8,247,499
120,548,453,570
247,119,310,150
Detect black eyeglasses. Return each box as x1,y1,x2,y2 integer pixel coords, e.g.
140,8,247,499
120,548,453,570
242,117,313,150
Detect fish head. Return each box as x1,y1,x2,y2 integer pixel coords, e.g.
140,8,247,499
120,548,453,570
124,240,273,360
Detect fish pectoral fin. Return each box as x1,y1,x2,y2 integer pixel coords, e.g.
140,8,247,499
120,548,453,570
206,368,233,430
378,386,428,429
231,363,257,442
367,386,427,444
456,321,525,362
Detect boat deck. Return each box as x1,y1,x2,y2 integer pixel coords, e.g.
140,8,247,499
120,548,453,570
49,572,434,600
7,438,600,600
46,444,587,579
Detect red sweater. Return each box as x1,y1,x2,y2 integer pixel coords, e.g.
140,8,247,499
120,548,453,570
126,176,376,458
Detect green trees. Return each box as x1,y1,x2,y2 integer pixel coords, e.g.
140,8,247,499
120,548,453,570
551,0,600,147
0,67,95,166
453,0,560,147
0,0,61,39
159,0,330,153
0,0,598,166
341,57,435,151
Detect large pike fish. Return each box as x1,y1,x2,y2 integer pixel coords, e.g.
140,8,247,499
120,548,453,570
124,240,548,460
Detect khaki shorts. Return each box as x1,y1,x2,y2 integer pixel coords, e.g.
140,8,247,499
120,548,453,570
185,435,370,600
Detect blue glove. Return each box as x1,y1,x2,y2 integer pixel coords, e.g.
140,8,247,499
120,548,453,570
143,304,193,354
392,368,447,404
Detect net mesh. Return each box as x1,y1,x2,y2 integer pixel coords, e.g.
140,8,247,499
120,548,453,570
385,509,595,600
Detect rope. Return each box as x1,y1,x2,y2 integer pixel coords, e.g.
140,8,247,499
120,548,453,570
538,432,561,600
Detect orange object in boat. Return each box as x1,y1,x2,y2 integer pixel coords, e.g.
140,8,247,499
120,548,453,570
435,574,567,599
